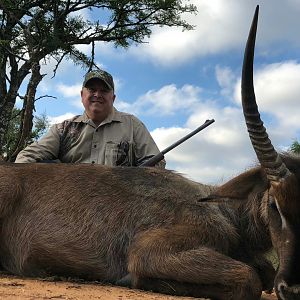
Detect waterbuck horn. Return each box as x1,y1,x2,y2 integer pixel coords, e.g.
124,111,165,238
241,5,291,182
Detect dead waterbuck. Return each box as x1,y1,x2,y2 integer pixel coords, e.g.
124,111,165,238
0,5,299,300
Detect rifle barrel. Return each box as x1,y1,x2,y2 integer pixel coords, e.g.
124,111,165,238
161,119,215,155
139,119,215,167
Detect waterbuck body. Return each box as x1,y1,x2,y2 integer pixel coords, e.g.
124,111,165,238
0,162,275,300
0,5,299,300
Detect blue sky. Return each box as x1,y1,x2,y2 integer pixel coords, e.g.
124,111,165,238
19,0,300,185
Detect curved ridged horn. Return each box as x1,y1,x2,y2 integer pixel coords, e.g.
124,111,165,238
241,5,291,182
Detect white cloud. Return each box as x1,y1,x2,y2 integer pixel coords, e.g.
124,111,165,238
139,84,201,115
129,0,249,65
234,60,300,130
57,83,82,98
48,113,76,125
115,84,202,116
129,0,300,66
215,65,236,98
55,83,82,109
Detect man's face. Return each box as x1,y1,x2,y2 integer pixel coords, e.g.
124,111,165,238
81,78,115,124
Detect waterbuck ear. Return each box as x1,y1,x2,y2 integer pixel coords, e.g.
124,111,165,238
270,181,281,189
270,174,300,212
270,172,296,190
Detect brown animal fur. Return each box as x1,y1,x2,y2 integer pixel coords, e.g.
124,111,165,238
0,158,290,300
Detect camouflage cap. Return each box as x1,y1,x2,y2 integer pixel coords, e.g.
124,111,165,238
82,69,114,90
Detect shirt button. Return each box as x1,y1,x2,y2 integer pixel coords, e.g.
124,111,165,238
95,129,98,132
94,144,97,148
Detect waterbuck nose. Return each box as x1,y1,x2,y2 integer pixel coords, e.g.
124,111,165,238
277,280,300,300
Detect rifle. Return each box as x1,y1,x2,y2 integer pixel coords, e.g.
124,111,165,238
139,119,215,167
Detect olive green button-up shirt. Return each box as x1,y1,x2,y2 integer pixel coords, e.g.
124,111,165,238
15,108,165,168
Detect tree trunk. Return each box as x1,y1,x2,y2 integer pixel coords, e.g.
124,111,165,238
0,99,15,157
9,63,43,161
0,67,30,159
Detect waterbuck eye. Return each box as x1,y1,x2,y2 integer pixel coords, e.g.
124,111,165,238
269,198,278,211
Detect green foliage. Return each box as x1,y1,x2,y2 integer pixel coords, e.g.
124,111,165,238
2,108,50,160
1,0,197,69
32,113,49,140
290,140,300,154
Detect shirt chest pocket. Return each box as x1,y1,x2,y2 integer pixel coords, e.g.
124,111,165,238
104,141,134,166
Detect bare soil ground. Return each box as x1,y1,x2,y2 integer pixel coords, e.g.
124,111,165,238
0,274,278,300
